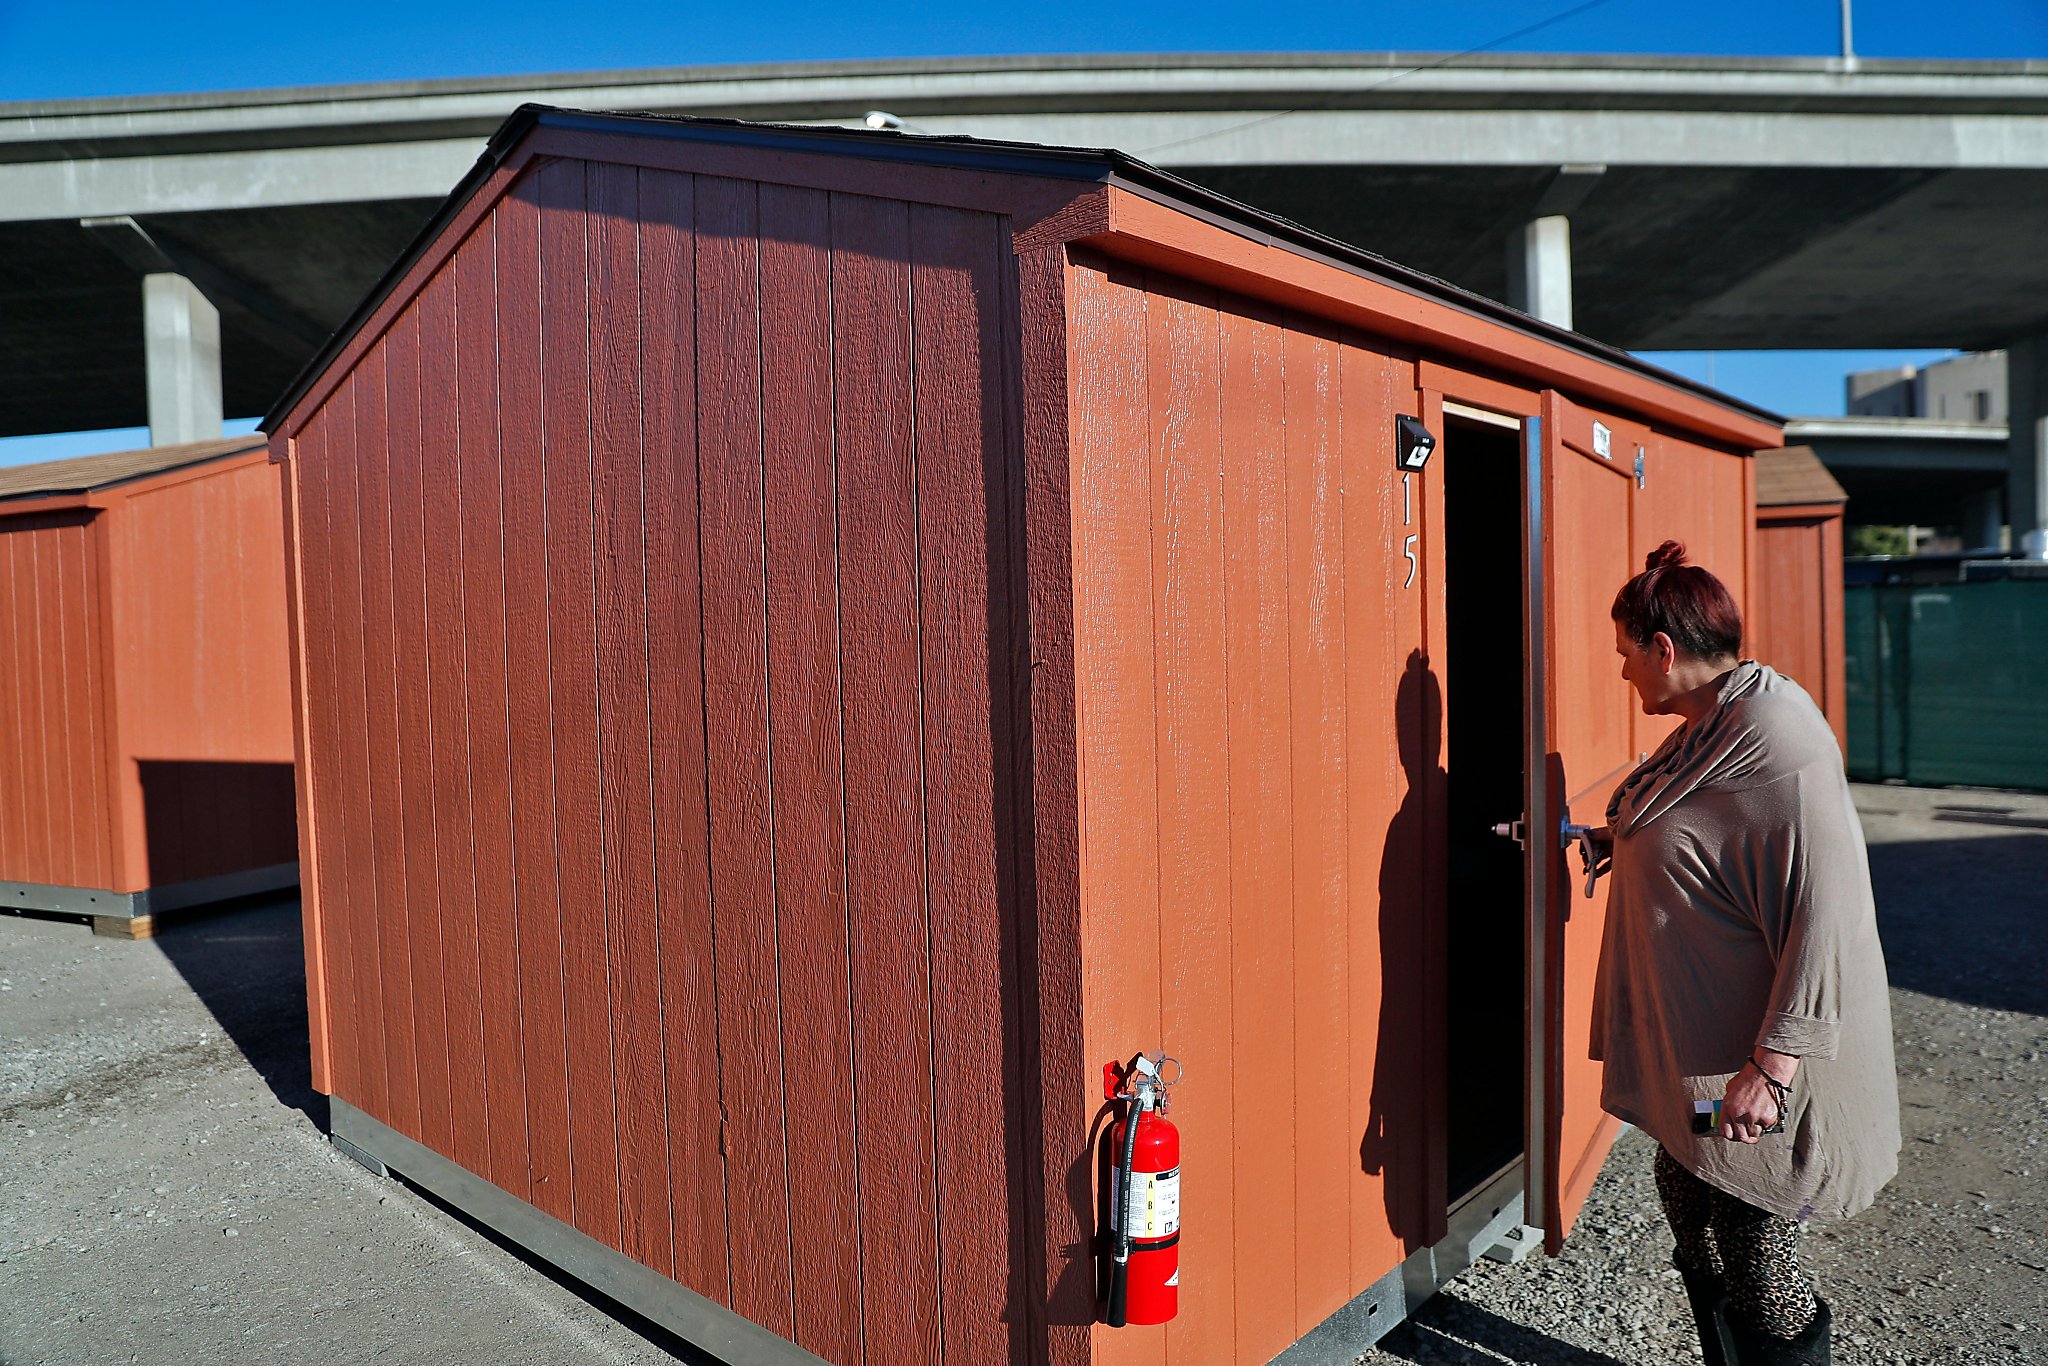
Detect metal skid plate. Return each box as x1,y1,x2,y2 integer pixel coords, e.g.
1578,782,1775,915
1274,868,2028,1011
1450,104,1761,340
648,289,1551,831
327,1098,827,1366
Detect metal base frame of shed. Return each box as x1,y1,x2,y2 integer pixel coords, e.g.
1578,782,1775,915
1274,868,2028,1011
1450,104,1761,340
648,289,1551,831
0,861,299,938
330,1096,1538,1366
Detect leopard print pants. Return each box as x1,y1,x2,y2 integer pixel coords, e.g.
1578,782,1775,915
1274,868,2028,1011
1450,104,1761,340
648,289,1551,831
1654,1145,1820,1339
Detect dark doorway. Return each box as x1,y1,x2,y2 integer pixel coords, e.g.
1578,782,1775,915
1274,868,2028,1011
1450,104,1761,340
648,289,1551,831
1440,414,1528,1205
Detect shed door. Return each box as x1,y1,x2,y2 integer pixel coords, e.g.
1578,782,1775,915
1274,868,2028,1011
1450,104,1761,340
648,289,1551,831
1521,394,1634,1255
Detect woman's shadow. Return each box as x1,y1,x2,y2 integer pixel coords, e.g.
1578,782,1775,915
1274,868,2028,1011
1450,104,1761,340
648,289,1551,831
1361,650,1442,1251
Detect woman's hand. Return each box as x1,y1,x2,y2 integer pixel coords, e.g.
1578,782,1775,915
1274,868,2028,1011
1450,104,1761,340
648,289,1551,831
1720,1048,1798,1143
1576,826,1614,893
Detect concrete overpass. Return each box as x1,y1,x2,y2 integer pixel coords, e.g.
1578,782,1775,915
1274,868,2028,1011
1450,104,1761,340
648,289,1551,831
1786,416,2011,544
7,52,2048,529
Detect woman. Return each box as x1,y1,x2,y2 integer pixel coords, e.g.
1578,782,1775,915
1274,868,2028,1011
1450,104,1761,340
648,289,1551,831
1589,541,1899,1366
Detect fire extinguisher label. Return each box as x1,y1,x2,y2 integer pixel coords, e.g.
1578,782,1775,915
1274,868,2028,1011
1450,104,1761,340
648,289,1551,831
1123,1166,1181,1240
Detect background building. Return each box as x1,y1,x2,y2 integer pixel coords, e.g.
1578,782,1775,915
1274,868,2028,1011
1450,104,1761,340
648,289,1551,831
1791,350,2015,553
1848,350,2007,424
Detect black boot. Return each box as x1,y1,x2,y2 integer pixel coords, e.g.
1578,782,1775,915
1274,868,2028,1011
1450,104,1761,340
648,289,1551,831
1675,1259,1736,1366
1727,1296,1831,1365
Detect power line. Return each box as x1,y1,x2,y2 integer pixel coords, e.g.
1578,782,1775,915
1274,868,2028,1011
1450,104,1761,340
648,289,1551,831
1135,0,1620,158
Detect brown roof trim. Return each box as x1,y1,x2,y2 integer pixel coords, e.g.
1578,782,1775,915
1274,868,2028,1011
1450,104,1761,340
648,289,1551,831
1755,445,1849,507
0,434,267,504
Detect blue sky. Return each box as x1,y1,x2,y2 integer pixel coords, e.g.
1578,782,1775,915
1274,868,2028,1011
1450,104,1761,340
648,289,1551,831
1,0,2040,463
3,0,2042,96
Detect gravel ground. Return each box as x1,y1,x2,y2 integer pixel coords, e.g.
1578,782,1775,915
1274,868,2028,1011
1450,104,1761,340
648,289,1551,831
3,782,2042,1365
0,897,693,1366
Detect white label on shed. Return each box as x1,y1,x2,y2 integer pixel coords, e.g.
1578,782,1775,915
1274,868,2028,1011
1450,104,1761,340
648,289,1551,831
1592,421,1613,460
1122,1166,1181,1240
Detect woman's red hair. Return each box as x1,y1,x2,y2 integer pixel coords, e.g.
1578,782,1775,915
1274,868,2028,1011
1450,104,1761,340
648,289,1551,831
1611,540,1742,660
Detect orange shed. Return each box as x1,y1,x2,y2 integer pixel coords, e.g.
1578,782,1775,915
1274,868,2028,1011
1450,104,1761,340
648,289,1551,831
1750,445,1849,754
0,436,297,938
268,108,1782,1366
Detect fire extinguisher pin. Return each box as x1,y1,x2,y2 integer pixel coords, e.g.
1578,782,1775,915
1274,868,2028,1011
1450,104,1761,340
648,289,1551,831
1108,1053,1183,1109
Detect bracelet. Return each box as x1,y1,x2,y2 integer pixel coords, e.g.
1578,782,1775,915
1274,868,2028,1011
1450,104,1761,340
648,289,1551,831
1746,1053,1794,1090
1745,1054,1792,1133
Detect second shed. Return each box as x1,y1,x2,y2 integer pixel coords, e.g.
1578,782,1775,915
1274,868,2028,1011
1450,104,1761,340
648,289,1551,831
1751,444,1850,753
0,436,298,937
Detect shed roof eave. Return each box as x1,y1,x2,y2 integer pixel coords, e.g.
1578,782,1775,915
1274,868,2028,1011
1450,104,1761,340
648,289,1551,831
0,435,269,504
1757,499,1849,517
1082,180,1782,447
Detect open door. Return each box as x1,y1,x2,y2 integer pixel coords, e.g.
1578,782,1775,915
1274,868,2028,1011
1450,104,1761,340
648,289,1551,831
1520,393,1636,1255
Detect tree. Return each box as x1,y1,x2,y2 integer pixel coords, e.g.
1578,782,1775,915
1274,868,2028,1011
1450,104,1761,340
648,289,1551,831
1847,524,1912,557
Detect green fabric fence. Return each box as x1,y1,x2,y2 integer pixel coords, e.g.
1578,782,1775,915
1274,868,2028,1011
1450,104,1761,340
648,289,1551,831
1845,579,2048,791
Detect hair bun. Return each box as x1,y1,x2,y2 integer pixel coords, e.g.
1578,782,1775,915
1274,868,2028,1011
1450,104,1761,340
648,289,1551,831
1645,539,1688,573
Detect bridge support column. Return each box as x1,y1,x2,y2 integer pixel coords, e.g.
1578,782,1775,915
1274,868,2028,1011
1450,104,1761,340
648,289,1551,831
1506,216,1574,329
1505,166,1603,332
2009,337,2048,553
143,272,222,447
1962,487,2005,553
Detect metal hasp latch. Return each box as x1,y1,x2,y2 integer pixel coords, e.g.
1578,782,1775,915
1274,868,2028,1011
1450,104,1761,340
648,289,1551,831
1489,818,1607,899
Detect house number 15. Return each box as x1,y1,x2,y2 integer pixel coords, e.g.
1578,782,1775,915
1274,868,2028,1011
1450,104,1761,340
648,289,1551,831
1402,473,1417,590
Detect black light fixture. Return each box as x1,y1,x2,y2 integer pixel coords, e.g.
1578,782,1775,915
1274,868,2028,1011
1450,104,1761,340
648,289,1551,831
1395,415,1436,472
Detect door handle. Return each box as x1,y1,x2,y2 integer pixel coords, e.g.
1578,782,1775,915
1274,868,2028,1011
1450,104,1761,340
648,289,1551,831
1490,818,1607,900
1563,823,1607,899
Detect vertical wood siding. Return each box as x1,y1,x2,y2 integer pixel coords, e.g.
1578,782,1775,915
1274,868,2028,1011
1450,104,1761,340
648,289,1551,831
1340,345,1427,1277
453,206,532,1201
639,168,727,1293
1013,241,1094,1366
497,170,575,1221
757,180,858,1353
111,460,295,770
1065,255,1424,1366
1217,296,1297,1363
390,296,458,1164
0,511,111,890
1751,511,1846,753
419,243,492,1185
292,157,1028,1366
1629,434,1753,760
306,380,390,1120
1543,407,1639,1238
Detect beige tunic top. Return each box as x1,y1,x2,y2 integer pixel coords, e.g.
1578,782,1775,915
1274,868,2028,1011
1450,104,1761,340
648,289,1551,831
1591,662,1900,1221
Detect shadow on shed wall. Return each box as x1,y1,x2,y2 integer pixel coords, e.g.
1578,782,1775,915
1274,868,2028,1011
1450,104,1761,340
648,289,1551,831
138,760,297,885
1363,651,1438,1250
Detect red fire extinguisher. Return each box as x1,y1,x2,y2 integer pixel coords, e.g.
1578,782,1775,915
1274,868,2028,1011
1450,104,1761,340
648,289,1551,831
1103,1053,1182,1327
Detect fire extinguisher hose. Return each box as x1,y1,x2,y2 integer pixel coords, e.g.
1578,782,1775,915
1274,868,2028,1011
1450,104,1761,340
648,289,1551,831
1106,1101,1141,1328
